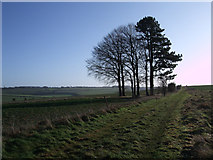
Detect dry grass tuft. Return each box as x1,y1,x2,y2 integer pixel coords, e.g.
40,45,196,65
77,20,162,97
37,118,53,130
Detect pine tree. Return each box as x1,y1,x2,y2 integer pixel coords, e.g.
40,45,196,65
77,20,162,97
136,16,164,95
136,16,182,95
154,35,182,88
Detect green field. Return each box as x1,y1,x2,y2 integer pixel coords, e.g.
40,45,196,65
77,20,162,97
2,86,213,159
2,87,119,103
3,96,137,136
188,85,212,90
2,87,143,136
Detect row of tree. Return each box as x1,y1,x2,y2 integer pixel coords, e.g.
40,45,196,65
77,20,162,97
86,16,182,97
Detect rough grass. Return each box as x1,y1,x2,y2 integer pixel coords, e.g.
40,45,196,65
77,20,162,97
2,96,137,136
179,86,213,158
3,87,212,159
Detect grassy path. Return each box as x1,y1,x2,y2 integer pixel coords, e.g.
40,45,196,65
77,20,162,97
45,90,190,159
3,90,192,159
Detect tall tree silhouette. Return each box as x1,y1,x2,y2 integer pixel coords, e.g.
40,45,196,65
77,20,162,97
119,24,145,97
154,35,182,91
87,24,145,97
86,27,126,96
136,30,149,96
136,16,182,95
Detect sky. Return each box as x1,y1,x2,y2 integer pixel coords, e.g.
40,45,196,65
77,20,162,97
2,2,211,87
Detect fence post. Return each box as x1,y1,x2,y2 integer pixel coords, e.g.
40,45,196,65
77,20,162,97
104,96,108,108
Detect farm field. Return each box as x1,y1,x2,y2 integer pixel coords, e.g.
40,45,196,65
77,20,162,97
2,87,119,103
2,86,213,159
2,95,141,136
2,86,149,136
188,85,212,90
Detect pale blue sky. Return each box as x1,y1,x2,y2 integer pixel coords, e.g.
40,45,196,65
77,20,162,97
2,2,211,87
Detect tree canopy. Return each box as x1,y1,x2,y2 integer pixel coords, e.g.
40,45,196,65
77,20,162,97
87,16,182,97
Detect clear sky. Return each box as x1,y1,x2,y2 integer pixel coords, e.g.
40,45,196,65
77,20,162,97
2,2,211,87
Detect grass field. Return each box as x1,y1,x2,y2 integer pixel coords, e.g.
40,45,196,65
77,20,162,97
188,85,212,90
2,87,146,136
2,85,213,158
2,96,137,136
2,87,119,103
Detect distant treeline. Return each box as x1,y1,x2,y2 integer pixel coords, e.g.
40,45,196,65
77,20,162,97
2,86,118,89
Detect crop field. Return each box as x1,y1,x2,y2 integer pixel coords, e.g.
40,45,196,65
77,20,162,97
2,86,213,159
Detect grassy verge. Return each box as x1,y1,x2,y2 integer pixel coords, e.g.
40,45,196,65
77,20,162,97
3,96,136,136
179,87,212,158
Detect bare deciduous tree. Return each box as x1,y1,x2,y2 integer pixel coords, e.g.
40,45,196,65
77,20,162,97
87,24,146,97
86,28,126,96
118,24,145,97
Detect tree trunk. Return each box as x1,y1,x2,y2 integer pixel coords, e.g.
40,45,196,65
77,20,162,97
121,65,125,96
117,69,122,96
149,40,154,96
133,70,136,98
136,62,140,97
145,60,149,96
118,79,122,96
150,60,154,96
130,76,134,98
